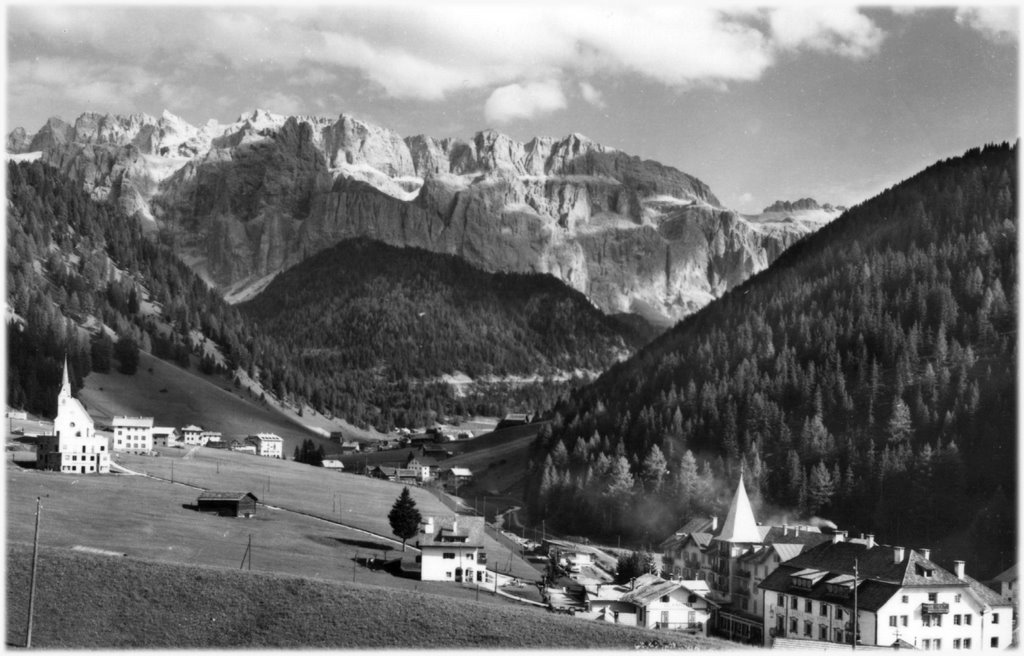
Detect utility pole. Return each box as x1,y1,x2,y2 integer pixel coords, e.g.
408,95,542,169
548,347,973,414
852,558,858,651
25,497,42,649
171,460,174,483
248,535,252,571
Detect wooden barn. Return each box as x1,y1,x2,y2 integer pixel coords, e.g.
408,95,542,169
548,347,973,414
196,491,259,518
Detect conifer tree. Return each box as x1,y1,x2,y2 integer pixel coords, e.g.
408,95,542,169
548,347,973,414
388,487,422,552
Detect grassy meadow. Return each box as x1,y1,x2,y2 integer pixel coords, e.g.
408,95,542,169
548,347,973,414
6,544,728,649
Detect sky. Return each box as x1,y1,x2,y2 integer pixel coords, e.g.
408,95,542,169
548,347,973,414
4,3,1019,212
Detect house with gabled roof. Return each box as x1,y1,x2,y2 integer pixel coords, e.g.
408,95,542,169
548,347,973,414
36,359,111,474
413,516,488,583
759,538,1014,650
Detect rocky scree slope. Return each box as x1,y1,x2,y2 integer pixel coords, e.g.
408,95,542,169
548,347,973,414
9,110,839,325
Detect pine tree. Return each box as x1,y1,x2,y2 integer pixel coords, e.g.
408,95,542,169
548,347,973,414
388,487,422,552
887,397,914,444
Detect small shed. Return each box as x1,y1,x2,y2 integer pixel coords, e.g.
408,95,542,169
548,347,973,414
196,491,259,518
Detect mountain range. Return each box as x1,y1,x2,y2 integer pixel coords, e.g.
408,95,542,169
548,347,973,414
8,109,843,326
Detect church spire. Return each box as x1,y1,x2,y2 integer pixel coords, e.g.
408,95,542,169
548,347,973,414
60,356,71,399
716,473,762,543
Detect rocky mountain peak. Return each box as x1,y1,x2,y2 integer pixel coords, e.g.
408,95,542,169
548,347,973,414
762,197,823,213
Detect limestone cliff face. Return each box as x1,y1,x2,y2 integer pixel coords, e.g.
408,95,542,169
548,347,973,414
9,109,829,324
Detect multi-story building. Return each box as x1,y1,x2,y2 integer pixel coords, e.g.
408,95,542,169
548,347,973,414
661,476,831,644
415,516,488,583
36,360,110,474
112,416,154,453
759,538,1014,650
180,425,204,445
245,433,283,458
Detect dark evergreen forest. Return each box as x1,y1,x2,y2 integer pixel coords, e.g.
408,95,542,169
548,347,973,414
239,238,644,428
525,143,1017,578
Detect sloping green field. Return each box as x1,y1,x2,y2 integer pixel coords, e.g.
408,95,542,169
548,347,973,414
6,544,728,649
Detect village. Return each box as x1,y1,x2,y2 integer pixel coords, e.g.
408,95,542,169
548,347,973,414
8,360,1018,650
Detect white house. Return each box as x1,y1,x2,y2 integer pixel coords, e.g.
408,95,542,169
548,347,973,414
180,425,204,445
35,360,110,474
245,433,283,458
990,565,1016,608
321,459,345,471
620,575,716,634
415,516,488,583
112,416,154,453
759,538,1014,650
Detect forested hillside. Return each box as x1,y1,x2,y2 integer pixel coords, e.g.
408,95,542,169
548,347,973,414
526,143,1016,577
239,238,642,427
6,161,638,432
6,161,264,417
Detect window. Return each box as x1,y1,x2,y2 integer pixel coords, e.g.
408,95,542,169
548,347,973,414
790,618,798,634
991,638,999,648
804,621,812,637
901,616,908,627
445,571,452,578
835,629,844,643
819,625,828,640
954,614,962,625
993,613,1000,624
791,597,798,610
805,600,813,613
442,552,455,559
965,614,972,625
922,639,931,650
954,594,961,603
820,603,828,617
928,592,937,602
836,608,844,621
661,595,670,603
964,639,971,649
466,554,474,561
934,640,941,651
954,639,961,649
902,595,909,603
889,616,898,627
778,594,785,607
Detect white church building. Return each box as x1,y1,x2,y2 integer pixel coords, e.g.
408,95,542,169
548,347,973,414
36,360,111,474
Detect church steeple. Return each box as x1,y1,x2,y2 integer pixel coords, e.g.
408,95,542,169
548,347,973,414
60,356,72,401
716,473,763,543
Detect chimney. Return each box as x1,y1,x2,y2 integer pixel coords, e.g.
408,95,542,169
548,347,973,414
920,548,931,561
893,546,905,563
452,519,458,534
710,516,718,531
954,560,966,579
866,534,875,548
783,524,789,536
631,577,637,590
795,526,801,537
424,517,434,535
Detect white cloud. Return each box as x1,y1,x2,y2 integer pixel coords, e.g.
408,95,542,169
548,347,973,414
768,7,885,58
579,81,606,109
484,80,567,125
955,7,1018,43
8,5,890,126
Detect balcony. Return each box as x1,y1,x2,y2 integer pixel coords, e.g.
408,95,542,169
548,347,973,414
922,603,949,614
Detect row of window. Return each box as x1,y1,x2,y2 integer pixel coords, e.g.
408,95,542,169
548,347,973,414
69,455,98,462
776,595,845,620
441,552,475,560
923,638,995,649
789,618,845,643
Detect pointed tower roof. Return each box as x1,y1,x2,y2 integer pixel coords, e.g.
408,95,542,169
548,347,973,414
60,356,71,398
716,474,763,543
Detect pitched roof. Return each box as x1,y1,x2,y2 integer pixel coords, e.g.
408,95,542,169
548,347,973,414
715,476,762,543
965,574,1012,607
620,578,683,607
197,491,258,502
993,564,1017,583
420,516,486,548
759,541,981,612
